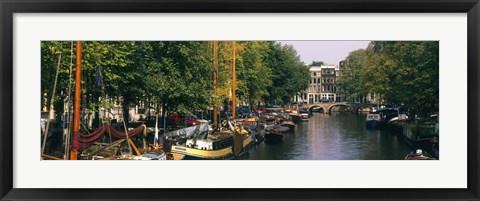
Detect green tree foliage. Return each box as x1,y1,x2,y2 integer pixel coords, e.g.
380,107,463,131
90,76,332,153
41,41,76,120
81,42,136,114
310,61,324,66
236,41,272,109
337,49,369,101
41,41,312,126
339,41,439,116
265,43,310,104
369,41,439,115
141,41,213,116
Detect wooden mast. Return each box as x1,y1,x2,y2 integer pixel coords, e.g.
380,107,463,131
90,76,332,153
232,41,236,119
212,41,218,129
70,41,82,160
41,53,62,157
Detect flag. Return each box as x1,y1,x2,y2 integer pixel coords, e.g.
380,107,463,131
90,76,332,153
96,67,102,88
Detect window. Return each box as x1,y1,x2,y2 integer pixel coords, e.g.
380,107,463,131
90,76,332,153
314,79,316,84
314,72,317,76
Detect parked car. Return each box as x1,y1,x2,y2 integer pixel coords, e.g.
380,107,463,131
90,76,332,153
145,115,180,129
320,98,330,103
185,116,203,125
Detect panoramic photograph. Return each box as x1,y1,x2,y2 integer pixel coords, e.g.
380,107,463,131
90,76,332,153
40,41,439,160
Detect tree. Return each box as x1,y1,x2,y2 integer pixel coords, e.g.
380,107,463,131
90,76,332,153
81,41,137,126
310,61,324,66
337,49,369,102
41,40,321,127
41,41,72,115
368,41,439,115
339,41,439,116
265,42,310,104
236,41,272,110
141,41,213,119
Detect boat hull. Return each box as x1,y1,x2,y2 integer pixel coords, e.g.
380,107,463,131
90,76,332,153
366,120,382,128
300,113,309,120
171,134,254,160
265,133,283,144
291,114,302,124
400,124,437,148
171,145,234,159
281,124,295,131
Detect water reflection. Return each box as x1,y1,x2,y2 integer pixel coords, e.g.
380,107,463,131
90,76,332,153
245,112,412,160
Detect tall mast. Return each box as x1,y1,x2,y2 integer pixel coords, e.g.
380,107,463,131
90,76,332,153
212,41,218,129
64,41,74,160
231,41,236,119
41,53,62,157
70,41,82,160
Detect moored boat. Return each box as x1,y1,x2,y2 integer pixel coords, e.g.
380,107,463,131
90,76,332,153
170,121,253,159
400,121,438,148
311,106,322,113
404,149,436,160
290,113,302,124
162,123,210,153
401,112,438,149
264,131,283,144
137,150,167,160
242,123,265,143
280,121,295,131
299,108,309,121
385,114,408,133
264,125,289,144
171,134,235,159
366,113,382,128
273,125,289,133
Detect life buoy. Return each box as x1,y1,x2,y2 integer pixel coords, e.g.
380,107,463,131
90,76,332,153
253,122,257,126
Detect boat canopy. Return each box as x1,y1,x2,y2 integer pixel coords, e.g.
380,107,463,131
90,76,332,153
164,123,211,138
366,114,381,120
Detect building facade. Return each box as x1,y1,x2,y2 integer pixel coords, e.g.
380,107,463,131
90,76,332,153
292,65,339,104
320,65,337,102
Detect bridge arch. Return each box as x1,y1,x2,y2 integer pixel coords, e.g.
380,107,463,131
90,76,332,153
326,103,354,114
354,105,373,113
307,104,327,113
303,102,376,115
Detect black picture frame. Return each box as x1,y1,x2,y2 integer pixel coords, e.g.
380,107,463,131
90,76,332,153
1,0,479,200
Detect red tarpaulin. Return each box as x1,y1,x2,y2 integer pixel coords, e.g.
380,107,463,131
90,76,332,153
71,124,145,151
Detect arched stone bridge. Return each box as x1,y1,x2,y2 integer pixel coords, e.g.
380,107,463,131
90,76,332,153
302,102,376,114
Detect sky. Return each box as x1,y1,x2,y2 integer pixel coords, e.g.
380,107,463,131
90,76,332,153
280,41,371,66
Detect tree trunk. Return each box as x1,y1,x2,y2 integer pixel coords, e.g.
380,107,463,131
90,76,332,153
92,91,101,128
248,98,253,112
123,95,130,125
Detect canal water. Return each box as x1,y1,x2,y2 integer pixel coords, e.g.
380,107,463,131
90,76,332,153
244,112,413,160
